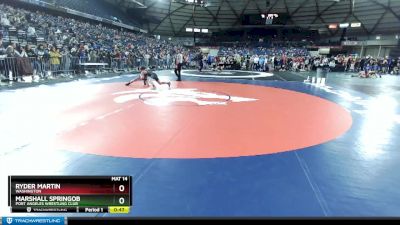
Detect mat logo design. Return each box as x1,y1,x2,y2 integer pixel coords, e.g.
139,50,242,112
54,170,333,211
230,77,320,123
113,88,258,106
205,71,234,75
6,218,12,224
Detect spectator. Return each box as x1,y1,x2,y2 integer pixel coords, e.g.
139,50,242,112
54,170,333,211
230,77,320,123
5,44,19,80
0,13,10,27
0,38,6,80
0,38,5,55
61,47,72,75
49,47,61,74
18,46,28,58
27,25,36,37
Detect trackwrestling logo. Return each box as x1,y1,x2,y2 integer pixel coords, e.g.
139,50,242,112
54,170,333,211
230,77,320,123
2,217,64,225
112,88,258,106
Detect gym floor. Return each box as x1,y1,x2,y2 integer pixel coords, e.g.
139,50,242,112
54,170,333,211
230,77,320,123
0,70,399,217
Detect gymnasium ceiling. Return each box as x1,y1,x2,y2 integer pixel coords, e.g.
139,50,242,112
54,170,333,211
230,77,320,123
106,0,400,37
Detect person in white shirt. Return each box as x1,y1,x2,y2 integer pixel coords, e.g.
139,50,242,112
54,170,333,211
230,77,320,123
249,56,254,70
27,26,36,37
166,53,171,69
0,15,10,27
19,46,28,58
253,55,259,71
144,53,150,67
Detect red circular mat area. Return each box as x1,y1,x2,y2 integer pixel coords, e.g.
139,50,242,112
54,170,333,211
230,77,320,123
54,81,352,159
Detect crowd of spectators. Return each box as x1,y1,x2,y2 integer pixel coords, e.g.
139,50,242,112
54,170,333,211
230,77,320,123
0,3,186,81
216,46,310,71
195,46,400,77
330,55,400,77
1,3,399,83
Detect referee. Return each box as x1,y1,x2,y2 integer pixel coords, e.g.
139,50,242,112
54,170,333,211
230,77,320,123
174,51,183,81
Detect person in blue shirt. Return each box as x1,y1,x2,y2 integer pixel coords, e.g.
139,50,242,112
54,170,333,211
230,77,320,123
259,56,265,71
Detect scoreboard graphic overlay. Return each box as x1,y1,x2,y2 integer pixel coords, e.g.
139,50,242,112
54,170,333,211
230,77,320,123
8,176,132,214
